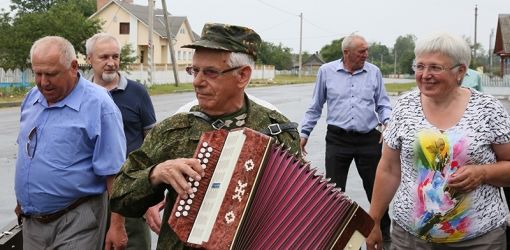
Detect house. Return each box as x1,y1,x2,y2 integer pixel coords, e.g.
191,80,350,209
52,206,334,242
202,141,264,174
91,0,198,68
301,52,325,74
494,14,510,76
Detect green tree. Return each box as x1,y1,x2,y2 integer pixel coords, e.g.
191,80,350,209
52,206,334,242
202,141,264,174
10,0,96,15
120,43,137,73
319,38,343,62
0,1,100,69
369,42,391,73
257,41,293,70
392,34,416,74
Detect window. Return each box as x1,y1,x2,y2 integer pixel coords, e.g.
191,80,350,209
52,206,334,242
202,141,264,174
119,22,130,34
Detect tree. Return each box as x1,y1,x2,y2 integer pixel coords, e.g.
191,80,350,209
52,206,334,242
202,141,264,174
0,0,100,69
10,0,96,15
120,43,137,73
368,42,391,73
257,41,293,70
319,39,343,62
392,34,416,74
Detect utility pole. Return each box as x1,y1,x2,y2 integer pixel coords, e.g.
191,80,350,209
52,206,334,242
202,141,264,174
298,13,303,78
380,54,383,68
393,49,397,77
489,28,494,74
161,0,180,86
473,4,478,65
147,0,154,86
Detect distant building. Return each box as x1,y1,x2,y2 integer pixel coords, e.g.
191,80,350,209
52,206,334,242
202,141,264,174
302,52,325,74
91,0,198,67
494,14,510,76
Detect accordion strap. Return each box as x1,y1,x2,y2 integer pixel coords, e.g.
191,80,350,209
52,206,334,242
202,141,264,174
189,111,297,135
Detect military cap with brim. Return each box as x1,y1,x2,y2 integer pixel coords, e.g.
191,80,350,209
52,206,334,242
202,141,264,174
182,23,261,60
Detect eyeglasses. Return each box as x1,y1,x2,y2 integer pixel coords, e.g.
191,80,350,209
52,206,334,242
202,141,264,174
26,127,37,159
412,63,461,75
185,66,242,79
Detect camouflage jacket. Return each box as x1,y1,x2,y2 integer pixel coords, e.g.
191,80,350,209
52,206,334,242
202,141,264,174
110,97,300,250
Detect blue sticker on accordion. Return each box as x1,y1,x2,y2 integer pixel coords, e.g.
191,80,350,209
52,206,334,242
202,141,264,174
212,183,221,189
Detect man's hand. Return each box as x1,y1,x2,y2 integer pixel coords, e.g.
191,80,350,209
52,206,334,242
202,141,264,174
150,158,204,199
448,165,485,193
104,212,127,250
145,200,165,235
300,138,308,156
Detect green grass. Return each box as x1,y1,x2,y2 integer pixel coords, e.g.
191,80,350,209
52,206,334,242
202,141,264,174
385,82,416,93
0,76,417,106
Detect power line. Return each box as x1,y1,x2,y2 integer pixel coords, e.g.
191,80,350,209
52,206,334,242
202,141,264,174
255,0,298,17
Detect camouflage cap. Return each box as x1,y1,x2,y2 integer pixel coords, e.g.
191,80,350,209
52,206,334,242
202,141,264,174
182,23,261,60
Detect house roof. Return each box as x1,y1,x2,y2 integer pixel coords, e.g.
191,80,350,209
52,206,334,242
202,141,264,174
92,0,199,40
302,53,325,66
495,14,510,55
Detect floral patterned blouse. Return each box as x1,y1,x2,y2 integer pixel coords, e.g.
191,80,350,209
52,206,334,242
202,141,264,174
384,88,510,243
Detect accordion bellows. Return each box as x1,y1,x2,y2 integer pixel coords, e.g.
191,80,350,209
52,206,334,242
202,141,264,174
169,128,374,249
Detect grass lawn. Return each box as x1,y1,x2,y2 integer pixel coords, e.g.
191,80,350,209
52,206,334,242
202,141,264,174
0,75,416,107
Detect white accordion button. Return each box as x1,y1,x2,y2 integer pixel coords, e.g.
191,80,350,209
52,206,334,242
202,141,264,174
192,187,198,193
205,152,211,158
244,159,255,171
187,199,193,205
225,211,235,224
179,200,185,205
183,211,188,217
175,211,181,217
203,158,209,164
202,142,208,147
185,205,190,210
207,147,213,152
190,193,195,199
194,181,200,187
200,148,206,153
198,153,204,159
188,177,194,182
177,206,183,211
201,164,207,169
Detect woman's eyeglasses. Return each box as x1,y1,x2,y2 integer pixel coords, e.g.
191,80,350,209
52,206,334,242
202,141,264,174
412,63,461,75
185,66,242,79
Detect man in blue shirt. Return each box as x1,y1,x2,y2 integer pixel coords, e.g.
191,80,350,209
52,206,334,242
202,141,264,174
14,36,126,250
462,68,482,91
300,34,392,249
87,33,158,250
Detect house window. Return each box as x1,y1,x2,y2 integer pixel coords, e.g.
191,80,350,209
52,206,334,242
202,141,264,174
119,22,130,34
180,28,185,34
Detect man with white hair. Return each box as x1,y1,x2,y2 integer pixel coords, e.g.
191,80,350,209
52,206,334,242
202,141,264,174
86,33,159,250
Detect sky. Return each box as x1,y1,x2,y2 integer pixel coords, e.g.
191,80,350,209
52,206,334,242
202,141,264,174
129,0,508,56
0,0,507,55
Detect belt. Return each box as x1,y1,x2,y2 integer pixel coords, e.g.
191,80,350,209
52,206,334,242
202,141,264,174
20,196,93,224
327,125,378,135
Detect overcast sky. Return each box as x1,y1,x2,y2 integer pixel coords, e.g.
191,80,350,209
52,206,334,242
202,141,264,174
0,0,507,55
133,0,508,56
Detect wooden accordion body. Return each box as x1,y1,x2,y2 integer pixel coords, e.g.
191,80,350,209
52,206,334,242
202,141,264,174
169,128,374,250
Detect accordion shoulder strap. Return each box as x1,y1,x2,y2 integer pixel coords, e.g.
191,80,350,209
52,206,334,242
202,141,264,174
189,111,297,135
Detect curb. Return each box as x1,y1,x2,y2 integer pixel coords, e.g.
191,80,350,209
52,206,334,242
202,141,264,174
0,102,21,108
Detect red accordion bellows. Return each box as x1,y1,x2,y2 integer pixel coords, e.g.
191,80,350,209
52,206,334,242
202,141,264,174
169,128,374,249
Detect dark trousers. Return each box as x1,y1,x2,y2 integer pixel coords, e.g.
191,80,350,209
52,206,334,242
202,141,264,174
325,125,391,239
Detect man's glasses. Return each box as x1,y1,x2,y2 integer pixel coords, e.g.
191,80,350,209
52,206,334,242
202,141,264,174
26,127,37,159
185,66,242,79
412,63,461,75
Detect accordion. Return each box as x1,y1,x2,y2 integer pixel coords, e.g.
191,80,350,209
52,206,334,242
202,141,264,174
169,128,374,249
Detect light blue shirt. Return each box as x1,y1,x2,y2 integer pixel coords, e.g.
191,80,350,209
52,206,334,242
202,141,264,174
301,59,392,137
462,69,482,91
15,74,126,215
